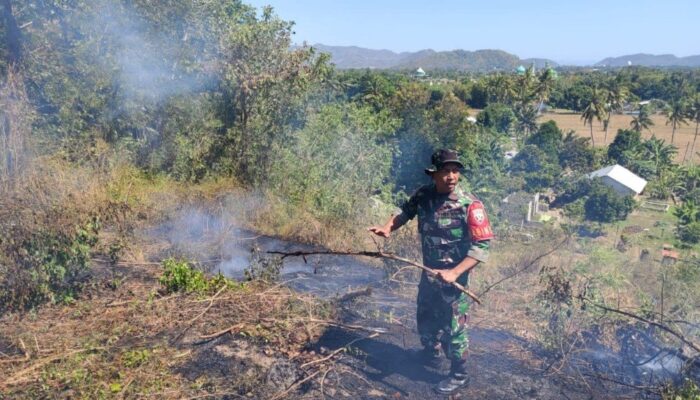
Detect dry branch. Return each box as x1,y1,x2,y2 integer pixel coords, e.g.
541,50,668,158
267,250,482,304
478,236,569,297
580,297,700,354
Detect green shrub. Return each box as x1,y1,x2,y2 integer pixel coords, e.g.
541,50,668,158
0,216,100,313
159,259,209,294
159,258,243,294
584,182,635,223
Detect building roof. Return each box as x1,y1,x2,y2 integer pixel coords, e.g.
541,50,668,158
589,164,648,194
415,67,426,76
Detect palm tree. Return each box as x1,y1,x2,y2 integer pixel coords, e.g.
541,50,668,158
486,74,515,104
514,65,537,105
535,67,556,114
688,95,700,163
663,99,688,144
581,88,606,147
602,80,627,144
630,105,654,133
514,104,539,138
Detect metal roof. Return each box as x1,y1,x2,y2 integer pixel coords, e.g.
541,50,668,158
589,164,648,194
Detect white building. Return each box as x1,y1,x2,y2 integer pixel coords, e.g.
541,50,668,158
589,164,647,197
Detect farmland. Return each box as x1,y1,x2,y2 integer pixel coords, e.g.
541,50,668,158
539,111,699,161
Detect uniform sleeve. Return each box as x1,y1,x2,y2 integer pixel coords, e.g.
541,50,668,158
466,201,494,262
394,189,421,225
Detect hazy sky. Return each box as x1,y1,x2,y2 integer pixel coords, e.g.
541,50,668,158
246,0,699,65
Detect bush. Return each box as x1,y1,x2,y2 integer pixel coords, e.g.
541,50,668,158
477,103,515,133
159,259,210,294
0,217,100,312
159,258,244,294
677,221,700,244
584,182,636,223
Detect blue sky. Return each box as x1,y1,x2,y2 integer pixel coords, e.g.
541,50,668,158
246,0,699,65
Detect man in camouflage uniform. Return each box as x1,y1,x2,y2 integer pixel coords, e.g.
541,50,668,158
369,149,493,395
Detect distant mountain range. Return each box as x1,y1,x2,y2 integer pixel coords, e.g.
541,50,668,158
595,53,700,67
312,44,700,70
313,44,557,72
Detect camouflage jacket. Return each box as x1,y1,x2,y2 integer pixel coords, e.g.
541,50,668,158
397,184,493,270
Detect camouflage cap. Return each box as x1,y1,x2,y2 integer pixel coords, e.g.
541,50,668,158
424,149,464,175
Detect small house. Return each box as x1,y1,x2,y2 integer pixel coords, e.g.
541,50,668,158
589,164,647,197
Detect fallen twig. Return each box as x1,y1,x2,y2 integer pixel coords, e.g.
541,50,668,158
171,285,228,344
301,332,380,369
198,323,246,341
268,250,482,304
1,347,105,388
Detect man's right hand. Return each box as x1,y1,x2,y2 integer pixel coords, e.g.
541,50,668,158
368,226,391,238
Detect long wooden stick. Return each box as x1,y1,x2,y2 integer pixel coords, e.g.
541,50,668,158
267,250,482,304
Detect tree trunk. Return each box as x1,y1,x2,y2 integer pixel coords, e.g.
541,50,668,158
1,0,22,65
671,124,676,144
590,123,595,148
603,118,609,145
691,121,699,164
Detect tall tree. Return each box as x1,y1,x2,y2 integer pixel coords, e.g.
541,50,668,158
689,95,700,164
581,87,606,147
663,99,688,144
601,79,627,144
535,67,556,114
630,105,654,134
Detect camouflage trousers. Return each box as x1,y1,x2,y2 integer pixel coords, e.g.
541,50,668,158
416,272,470,375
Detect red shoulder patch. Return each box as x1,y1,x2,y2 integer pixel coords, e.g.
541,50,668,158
467,201,494,241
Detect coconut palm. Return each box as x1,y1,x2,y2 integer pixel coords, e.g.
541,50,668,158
630,105,654,133
535,67,557,114
601,80,628,144
581,88,606,147
663,99,688,144
688,95,700,163
486,74,515,104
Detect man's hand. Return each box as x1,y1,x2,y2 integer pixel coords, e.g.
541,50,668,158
435,268,461,284
368,226,391,238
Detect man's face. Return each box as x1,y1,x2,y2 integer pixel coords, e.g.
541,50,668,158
431,162,461,193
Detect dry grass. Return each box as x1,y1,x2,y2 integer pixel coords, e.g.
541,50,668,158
539,111,699,162
0,259,334,398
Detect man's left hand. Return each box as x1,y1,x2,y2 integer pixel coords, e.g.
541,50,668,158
435,268,460,284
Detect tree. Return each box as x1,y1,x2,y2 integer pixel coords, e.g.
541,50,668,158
581,87,606,147
559,131,595,171
687,95,700,163
527,120,562,158
630,105,654,133
477,103,515,133
535,67,557,114
608,129,642,165
642,135,677,178
663,99,688,144
514,103,539,138
584,181,636,223
601,80,627,144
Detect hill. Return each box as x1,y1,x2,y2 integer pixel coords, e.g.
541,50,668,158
595,53,700,67
313,44,558,72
